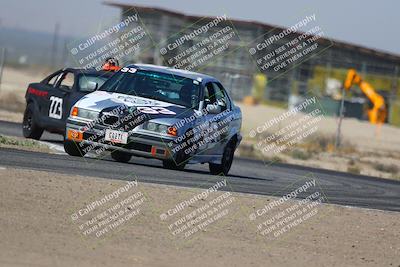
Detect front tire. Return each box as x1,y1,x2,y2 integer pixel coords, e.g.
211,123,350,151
209,140,235,175
64,140,86,157
162,131,193,171
22,103,44,140
162,160,186,171
111,150,132,163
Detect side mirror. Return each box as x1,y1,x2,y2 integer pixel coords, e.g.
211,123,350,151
206,103,221,114
217,99,226,108
87,81,98,91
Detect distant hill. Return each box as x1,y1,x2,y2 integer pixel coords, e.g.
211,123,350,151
0,27,76,67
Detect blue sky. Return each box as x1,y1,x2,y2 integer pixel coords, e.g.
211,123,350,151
1,0,399,54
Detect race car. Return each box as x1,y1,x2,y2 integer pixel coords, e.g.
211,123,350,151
64,64,242,175
22,68,115,139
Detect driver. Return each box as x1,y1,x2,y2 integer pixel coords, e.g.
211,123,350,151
102,57,121,72
179,84,195,107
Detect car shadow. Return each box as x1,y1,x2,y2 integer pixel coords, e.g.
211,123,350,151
97,156,272,182
41,139,64,144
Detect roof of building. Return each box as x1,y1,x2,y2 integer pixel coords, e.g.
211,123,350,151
104,2,400,63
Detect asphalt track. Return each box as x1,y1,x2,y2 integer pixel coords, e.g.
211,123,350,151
1,120,399,212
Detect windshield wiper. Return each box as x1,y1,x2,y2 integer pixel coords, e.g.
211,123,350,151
138,94,166,102
138,94,190,108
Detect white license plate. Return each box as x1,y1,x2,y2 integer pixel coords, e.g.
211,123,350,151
105,129,128,144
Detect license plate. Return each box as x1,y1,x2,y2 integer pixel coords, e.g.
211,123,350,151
105,129,128,144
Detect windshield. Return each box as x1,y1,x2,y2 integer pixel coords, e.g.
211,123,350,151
78,74,109,92
99,69,200,108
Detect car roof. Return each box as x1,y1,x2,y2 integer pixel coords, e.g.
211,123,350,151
126,63,218,82
64,68,115,76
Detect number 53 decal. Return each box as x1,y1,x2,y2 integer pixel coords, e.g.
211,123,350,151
49,96,63,119
137,106,176,115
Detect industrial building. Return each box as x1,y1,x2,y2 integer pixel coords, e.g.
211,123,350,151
105,2,400,125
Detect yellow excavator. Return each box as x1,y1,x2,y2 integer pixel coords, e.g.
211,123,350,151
344,69,387,124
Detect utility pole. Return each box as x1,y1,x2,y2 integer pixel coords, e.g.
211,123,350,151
335,86,346,149
50,23,60,68
0,17,4,92
0,47,6,92
60,39,68,67
389,65,399,124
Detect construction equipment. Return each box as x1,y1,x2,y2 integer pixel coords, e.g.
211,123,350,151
344,69,387,124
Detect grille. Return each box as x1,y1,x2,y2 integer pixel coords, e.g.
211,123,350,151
102,114,119,126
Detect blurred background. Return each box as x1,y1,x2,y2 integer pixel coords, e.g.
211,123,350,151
1,0,399,178
1,0,400,124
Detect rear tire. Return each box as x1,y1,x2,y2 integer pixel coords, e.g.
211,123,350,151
22,103,44,140
64,140,86,157
209,140,235,175
111,150,132,163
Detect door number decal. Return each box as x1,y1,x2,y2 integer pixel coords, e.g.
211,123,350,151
49,96,63,119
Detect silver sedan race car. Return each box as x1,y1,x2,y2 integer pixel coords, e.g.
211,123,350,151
64,64,242,175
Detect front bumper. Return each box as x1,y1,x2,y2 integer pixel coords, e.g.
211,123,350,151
66,120,176,160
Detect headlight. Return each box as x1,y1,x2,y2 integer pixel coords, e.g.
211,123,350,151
144,122,177,136
146,122,157,131
71,107,99,120
158,124,168,133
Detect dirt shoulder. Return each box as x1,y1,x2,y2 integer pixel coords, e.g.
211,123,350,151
0,168,398,267
0,109,23,123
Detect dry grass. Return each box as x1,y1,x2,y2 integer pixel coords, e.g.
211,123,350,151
0,134,49,153
0,91,25,113
303,133,356,154
290,148,312,160
347,158,361,174
347,165,361,174
373,163,399,174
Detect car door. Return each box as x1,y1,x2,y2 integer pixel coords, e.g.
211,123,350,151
215,82,241,142
30,70,62,126
45,70,75,130
197,82,232,155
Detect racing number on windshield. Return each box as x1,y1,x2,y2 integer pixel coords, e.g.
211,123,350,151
49,96,63,119
120,67,137,73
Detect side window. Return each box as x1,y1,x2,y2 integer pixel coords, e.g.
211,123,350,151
204,82,229,112
78,75,107,92
211,82,228,111
45,72,61,86
58,72,75,90
204,83,215,104
215,83,231,110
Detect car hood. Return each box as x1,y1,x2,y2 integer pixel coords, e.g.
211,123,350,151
75,90,195,120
